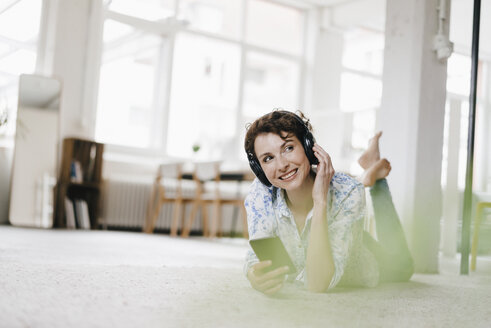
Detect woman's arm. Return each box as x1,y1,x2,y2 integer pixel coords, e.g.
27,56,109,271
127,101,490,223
323,179,367,289
244,179,289,295
306,144,335,292
306,203,335,292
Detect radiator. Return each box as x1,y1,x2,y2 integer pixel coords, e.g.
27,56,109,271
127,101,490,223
99,177,247,235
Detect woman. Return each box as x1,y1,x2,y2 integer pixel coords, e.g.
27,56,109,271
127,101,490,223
243,110,414,295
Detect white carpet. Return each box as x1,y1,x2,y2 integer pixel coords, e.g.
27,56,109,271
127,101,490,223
1,225,490,328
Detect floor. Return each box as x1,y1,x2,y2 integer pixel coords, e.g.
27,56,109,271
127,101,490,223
1,225,491,328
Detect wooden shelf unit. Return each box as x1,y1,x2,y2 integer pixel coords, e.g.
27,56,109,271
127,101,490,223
54,138,104,229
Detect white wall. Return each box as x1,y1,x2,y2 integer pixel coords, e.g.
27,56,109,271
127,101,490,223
51,0,94,141
378,0,450,272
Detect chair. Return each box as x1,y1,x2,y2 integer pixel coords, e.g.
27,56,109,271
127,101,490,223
470,201,491,271
143,162,193,236
181,160,248,238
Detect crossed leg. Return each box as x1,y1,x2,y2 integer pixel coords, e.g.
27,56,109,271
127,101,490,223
357,132,414,283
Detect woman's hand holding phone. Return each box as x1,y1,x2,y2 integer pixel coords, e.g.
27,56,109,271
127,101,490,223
246,261,290,296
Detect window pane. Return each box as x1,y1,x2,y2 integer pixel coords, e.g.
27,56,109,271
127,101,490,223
349,109,376,175
0,0,42,139
108,0,175,21
178,0,242,40
0,87,17,139
0,0,41,41
342,28,384,75
446,53,471,96
340,72,382,112
102,19,135,44
0,49,36,75
351,109,376,150
95,27,163,149
242,51,299,118
246,0,304,55
167,33,240,158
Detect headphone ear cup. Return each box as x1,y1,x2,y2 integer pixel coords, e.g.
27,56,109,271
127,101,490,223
248,156,272,187
303,132,318,165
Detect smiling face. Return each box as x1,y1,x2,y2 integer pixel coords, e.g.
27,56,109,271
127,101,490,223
254,131,313,191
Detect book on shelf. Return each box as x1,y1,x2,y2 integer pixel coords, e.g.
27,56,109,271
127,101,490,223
74,199,91,229
65,198,91,230
64,197,76,229
80,200,91,229
70,160,83,183
86,144,97,182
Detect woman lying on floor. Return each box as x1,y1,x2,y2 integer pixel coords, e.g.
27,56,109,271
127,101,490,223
243,110,414,294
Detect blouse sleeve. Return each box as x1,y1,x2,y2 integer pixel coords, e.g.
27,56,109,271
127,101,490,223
327,181,367,290
243,179,277,276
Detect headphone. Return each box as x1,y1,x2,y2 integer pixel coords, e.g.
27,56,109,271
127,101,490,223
247,111,318,187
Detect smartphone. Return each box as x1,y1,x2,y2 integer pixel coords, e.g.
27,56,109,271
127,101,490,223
249,236,296,274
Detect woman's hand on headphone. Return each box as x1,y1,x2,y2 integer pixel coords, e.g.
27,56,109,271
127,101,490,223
312,143,335,205
247,260,289,296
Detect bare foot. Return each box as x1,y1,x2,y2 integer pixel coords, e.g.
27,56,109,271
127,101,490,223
360,158,391,187
358,131,383,170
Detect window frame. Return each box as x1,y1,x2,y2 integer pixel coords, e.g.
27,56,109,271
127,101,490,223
90,0,312,162
0,0,46,147
338,27,385,159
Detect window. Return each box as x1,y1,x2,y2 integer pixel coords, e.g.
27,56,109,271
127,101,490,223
95,20,165,149
351,109,376,151
342,28,384,75
443,55,490,191
0,0,42,140
167,33,240,158
340,73,381,113
339,28,384,153
95,0,307,162
178,0,243,39
446,53,471,97
242,51,300,118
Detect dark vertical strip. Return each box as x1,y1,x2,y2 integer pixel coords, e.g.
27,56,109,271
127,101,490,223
460,0,481,274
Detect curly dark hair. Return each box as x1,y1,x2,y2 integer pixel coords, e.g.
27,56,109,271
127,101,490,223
244,109,313,159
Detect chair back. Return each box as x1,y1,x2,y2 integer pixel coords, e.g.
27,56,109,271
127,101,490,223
157,162,183,179
193,160,221,182
145,161,185,234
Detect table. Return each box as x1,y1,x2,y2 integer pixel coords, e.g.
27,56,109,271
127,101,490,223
181,170,255,181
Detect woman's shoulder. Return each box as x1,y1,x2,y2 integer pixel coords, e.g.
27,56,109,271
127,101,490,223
247,178,273,195
331,172,363,193
245,178,274,204
244,178,277,236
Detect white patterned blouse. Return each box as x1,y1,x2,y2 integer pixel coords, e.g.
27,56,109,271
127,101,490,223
244,172,379,291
